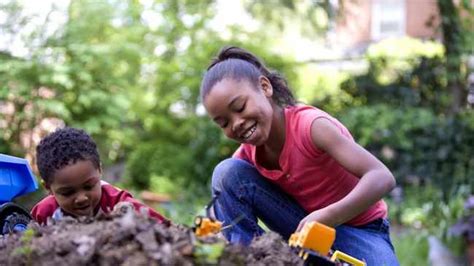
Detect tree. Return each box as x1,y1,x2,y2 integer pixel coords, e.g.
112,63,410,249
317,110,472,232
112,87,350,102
437,0,473,114
0,0,299,192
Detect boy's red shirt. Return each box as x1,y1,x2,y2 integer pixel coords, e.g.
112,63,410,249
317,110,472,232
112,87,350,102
31,181,169,225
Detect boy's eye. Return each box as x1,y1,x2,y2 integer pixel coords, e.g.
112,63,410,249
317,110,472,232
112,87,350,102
59,190,75,197
84,180,98,190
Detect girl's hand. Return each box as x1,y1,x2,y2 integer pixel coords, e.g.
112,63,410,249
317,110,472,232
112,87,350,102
296,208,338,231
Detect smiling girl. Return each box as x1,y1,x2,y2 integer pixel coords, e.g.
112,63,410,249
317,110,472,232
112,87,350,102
200,46,399,265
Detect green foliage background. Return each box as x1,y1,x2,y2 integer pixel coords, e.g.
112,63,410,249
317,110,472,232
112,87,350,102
1,0,473,264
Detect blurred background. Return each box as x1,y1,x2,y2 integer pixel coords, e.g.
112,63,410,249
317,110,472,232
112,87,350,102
1,0,473,264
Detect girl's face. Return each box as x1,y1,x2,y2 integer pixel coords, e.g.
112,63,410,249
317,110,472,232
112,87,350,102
204,77,274,146
46,160,102,218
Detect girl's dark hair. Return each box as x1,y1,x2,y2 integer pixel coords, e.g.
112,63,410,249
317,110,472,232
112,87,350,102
200,46,295,106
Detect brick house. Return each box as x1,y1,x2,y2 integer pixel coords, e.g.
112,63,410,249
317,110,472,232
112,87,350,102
329,0,440,56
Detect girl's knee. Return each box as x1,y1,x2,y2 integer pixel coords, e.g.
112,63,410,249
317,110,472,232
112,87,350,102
211,158,251,191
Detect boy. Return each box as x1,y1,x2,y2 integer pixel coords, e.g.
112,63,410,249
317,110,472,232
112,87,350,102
31,127,168,225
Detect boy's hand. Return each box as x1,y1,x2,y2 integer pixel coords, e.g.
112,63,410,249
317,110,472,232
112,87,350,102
112,201,135,215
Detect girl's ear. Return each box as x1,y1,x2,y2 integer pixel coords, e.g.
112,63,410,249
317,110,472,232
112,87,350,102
259,75,273,98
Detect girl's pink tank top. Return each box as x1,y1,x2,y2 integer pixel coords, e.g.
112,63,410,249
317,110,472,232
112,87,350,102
234,105,387,226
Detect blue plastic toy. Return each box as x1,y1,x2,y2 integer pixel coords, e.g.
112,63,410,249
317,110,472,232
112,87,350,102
0,153,39,234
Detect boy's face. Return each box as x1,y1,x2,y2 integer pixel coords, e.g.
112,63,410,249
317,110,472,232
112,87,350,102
46,160,102,218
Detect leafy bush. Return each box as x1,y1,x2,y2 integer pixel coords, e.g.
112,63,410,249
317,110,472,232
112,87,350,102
334,37,473,200
392,231,429,266
366,38,443,86
388,186,468,264
124,117,238,190
341,56,450,112
339,106,474,199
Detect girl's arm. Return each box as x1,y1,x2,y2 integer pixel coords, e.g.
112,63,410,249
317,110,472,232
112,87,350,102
297,118,396,230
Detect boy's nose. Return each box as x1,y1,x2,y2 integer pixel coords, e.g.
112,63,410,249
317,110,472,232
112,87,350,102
75,193,89,205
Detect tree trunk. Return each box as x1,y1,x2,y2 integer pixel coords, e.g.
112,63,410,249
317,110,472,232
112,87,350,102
437,0,467,114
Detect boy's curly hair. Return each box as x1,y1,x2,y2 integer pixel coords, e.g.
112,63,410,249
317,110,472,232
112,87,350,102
36,127,101,185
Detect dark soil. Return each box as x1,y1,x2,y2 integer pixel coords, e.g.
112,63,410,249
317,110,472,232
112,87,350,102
0,203,303,265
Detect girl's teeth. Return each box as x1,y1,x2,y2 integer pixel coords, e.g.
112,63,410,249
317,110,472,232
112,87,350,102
243,125,256,139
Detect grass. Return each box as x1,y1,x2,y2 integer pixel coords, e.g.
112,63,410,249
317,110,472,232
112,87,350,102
392,228,429,266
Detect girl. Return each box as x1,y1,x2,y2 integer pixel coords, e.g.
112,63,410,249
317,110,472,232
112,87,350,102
200,46,399,265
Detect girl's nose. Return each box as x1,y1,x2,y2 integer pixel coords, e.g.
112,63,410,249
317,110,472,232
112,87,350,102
232,117,245,133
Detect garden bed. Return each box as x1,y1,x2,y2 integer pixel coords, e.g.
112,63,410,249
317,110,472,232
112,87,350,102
0,204,303,265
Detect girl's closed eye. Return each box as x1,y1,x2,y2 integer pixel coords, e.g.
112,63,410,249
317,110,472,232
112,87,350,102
216,118,228,128
236,103,246,113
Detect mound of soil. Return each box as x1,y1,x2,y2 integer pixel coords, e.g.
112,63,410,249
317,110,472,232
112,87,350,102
0,204,303,265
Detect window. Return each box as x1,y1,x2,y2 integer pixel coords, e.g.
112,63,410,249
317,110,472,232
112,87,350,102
371,0,406,40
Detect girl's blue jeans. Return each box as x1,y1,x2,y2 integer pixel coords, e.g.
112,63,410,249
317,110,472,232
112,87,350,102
211,158,400,266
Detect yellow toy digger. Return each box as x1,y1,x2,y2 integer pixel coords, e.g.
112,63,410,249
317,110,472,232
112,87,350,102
289,221,366,266
193,193,222,237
